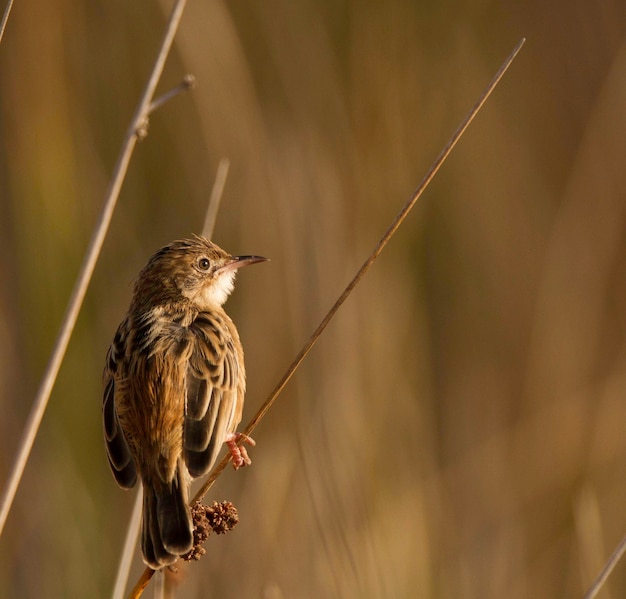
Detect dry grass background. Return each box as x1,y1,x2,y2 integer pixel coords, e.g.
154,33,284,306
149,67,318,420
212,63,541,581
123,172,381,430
1,0,626,597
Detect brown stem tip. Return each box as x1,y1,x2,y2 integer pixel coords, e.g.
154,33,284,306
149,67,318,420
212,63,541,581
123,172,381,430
182,500,239,562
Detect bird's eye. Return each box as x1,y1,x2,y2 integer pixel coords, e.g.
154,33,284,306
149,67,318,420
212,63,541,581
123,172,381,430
197,257,211,271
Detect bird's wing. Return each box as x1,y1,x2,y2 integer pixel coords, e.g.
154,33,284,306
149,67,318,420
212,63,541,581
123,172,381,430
183,313,242,478
102,346,138,489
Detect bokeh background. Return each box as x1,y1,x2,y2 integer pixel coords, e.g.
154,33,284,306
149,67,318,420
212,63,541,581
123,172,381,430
1,0,626,597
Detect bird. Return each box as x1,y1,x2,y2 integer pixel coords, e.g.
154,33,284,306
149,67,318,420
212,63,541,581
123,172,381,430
102,235,267,569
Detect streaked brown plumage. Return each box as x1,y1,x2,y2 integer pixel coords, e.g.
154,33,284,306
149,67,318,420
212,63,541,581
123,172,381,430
102,236,267,569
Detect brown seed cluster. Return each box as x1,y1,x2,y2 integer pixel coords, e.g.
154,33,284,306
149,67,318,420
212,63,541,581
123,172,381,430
182,500,239,562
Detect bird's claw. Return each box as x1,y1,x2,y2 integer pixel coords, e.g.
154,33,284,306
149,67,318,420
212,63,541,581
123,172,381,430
225,432,256,470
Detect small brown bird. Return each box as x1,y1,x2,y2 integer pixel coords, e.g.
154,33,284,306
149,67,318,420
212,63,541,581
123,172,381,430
102,236,267,569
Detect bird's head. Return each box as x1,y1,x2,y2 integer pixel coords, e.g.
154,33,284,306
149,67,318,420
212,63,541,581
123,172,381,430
132,235,268,311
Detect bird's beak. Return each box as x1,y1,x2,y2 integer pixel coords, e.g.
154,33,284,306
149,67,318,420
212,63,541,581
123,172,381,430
218,255,269,274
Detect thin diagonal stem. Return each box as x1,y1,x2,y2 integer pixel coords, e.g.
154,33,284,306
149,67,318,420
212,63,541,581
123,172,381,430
128,568,154,599
583,535,626,599
193,38,527,503
202,158,231,239
0,0,14,45
111,487,143,599
0,0,189,538
148,74,196,115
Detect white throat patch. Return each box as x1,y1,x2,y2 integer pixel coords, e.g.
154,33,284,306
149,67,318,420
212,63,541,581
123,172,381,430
199,270,236,309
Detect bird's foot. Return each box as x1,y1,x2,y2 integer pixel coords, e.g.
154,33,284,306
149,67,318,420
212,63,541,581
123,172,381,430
225,432,256,470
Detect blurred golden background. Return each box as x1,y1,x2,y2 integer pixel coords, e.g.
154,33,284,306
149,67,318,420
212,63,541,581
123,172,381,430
1,0,626,597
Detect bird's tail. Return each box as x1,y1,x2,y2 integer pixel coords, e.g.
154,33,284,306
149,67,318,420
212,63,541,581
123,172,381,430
141,469,193,569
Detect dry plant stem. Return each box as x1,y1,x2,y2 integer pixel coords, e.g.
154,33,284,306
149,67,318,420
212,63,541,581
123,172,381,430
202,158,231,239
128,568,154,599
128,38,525,597
0,0,189,538
583,535,626,599
149,74,196,114
153,571,164,599
0,0,14,45
111,487,143,599
192,37,527,504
